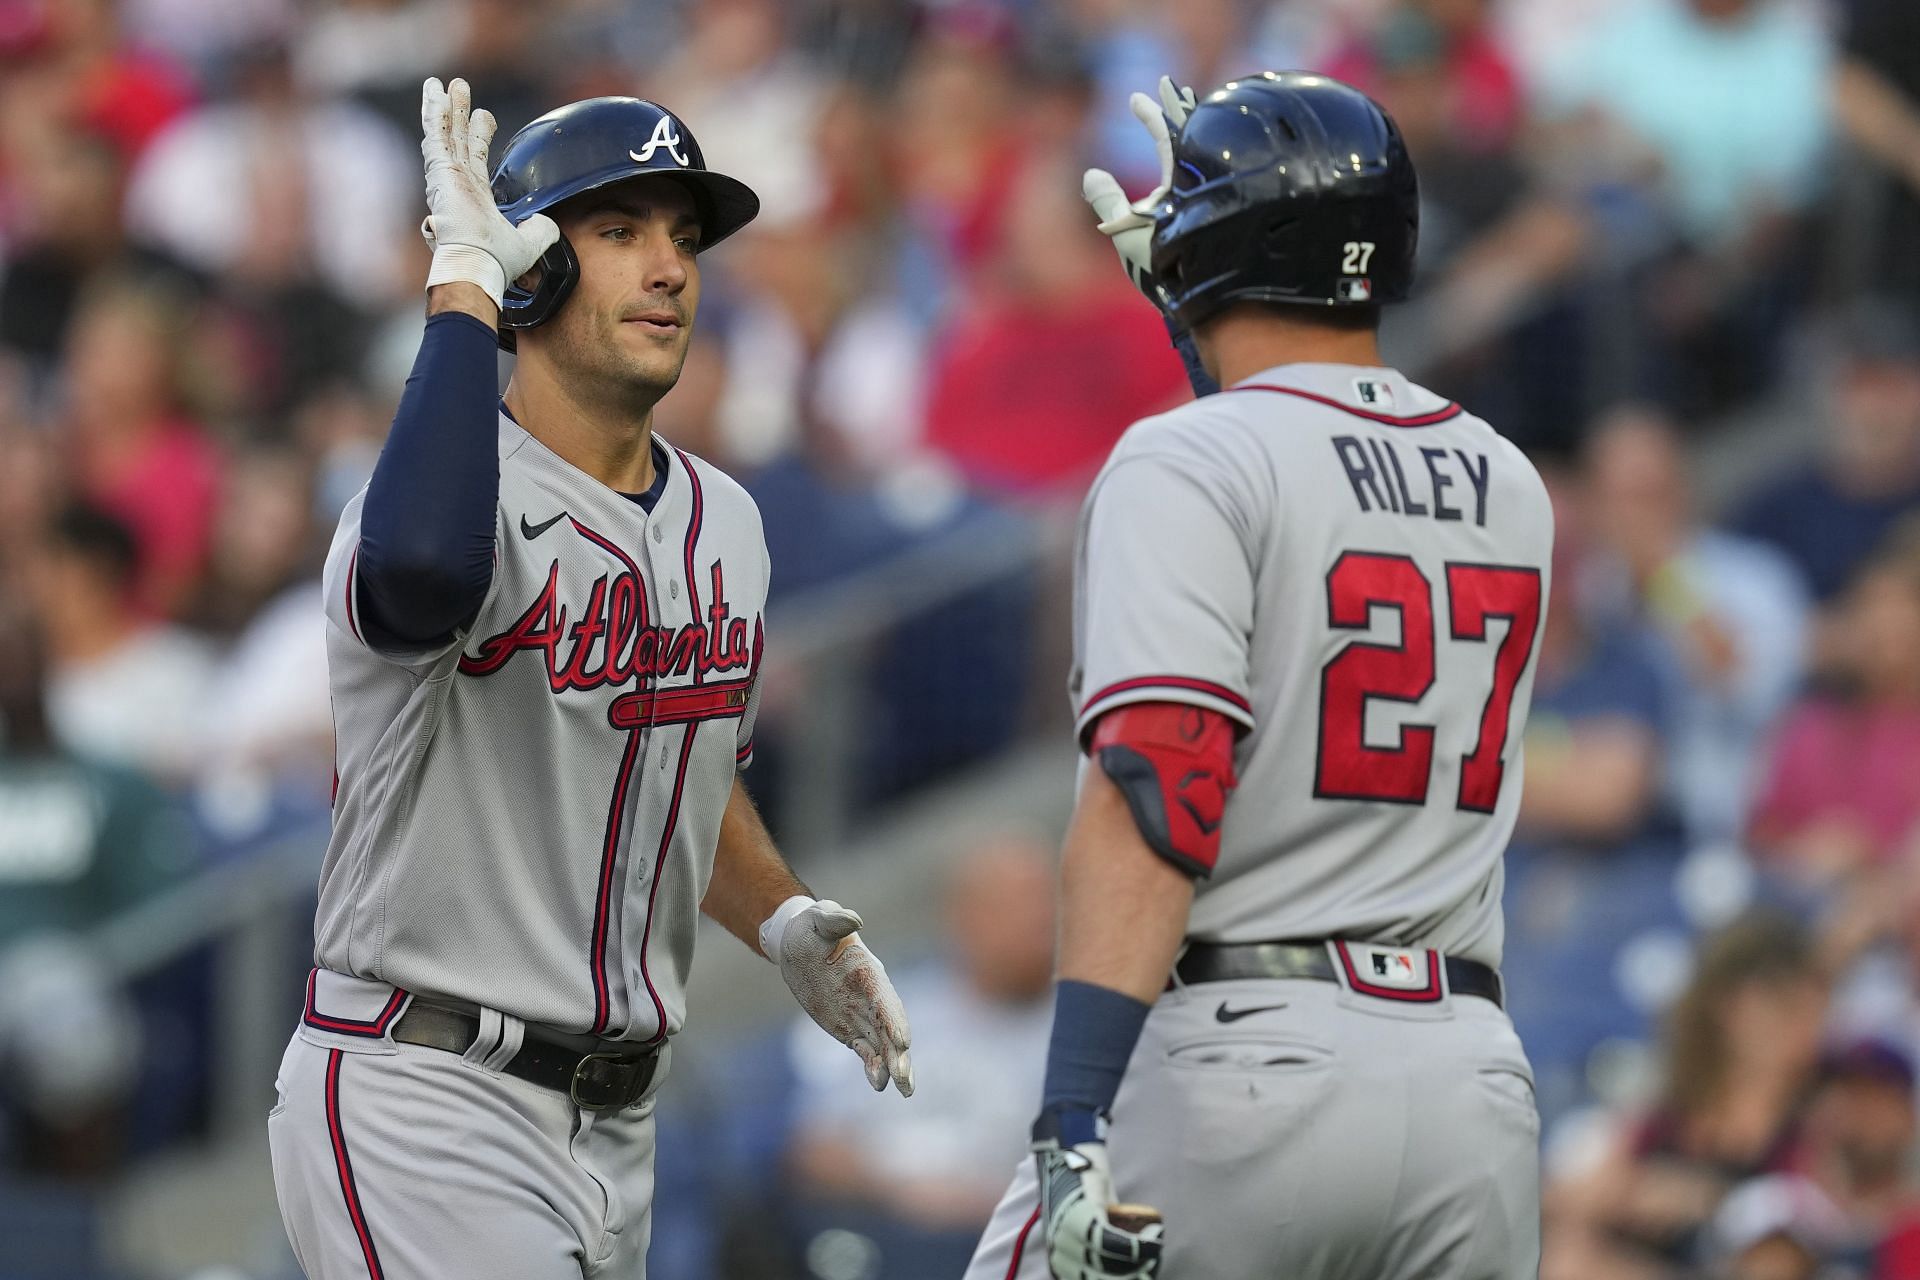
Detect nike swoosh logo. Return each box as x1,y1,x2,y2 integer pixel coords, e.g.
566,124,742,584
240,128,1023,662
520,511,567,540
1214,1001,1288,1024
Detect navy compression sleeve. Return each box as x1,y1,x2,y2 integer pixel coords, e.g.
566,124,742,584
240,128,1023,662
356,310,500,649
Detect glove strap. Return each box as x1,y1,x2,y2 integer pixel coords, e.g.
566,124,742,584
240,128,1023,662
757,894,816,964
426,244,509,309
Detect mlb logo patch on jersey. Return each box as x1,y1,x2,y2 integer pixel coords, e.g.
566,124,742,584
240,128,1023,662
1334,942,1442,1003
1353,378,1396,411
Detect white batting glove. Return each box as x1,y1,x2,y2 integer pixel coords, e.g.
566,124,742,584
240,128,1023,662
1082,76,1197,310
761,896,914,1096
420,76,558,308
1036,1121,1164,1280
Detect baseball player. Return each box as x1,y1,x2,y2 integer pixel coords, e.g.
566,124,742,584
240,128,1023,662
266,79,913,1280
965,72,1553,1280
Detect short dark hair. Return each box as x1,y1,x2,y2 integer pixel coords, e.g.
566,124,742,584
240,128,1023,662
48,504,141,592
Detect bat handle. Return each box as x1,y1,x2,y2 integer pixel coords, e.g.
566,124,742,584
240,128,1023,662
1108,1204,1162,1233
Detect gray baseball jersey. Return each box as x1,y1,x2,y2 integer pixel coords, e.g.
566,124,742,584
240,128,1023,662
966,362,1551,1280
317,410,766,1043
1068,361,1553,966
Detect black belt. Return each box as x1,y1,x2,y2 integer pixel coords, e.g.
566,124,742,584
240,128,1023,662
391,1003,660,1112
1175,940,1503,1009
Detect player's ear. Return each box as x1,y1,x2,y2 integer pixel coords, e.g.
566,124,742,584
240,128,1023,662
514,263,543,293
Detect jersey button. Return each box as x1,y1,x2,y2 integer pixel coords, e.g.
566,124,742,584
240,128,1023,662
669,580,679,599
652,525,664,543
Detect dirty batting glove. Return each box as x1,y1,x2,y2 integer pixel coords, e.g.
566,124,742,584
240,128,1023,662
420,76,558,308
1034,1105,1164,1280
761,896,914,1096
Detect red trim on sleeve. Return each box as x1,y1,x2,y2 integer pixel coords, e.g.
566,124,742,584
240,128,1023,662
1081,675,1251,717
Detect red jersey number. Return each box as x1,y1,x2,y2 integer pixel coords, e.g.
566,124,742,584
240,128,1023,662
1314,551,1542,811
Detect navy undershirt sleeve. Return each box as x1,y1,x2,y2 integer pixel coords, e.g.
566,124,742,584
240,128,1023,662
356,311,501,650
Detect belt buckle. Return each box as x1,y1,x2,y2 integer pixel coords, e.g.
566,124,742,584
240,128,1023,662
570,1051,644,1112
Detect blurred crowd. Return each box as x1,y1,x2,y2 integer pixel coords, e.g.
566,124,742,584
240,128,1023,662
0,0,1919,1277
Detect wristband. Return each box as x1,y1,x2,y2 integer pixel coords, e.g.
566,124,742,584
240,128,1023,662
1041,979,1153,1116
758,894,816,963
426,243,508,309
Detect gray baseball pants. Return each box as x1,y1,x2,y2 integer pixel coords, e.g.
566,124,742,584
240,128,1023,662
965,971,1541,1280
267,973,662,1279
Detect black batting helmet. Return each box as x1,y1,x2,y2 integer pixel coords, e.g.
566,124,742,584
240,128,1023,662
488,97,760,348
1151,72,1418,330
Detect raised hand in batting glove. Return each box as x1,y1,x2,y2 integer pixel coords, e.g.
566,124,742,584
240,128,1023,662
1081,76,1197,318
420,76,558,308
761,896,913,1096
1034,1105,1164,1280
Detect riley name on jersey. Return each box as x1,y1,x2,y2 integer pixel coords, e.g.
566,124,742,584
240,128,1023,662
1331,435,1494,527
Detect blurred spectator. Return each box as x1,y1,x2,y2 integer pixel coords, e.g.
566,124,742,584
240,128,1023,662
118,0,297,79
0,126,128,373
23,504,214,780
1709,1039,1920,1278
0,420,63,576
294,0,465,130
649,0,829,230
1707,1173,1852,1280
1502,464,1681,1119
0,598,193,1178
123,34,415,307
784,832,1055,1278
924,152,1187,495
889,14,1023,280
192,446,332,796
1326,0,1523,160
1584,407,1809,844
1830,0,1920,305
710,215,925,471
1544,914,1828,1280
58,273,222,613
1749,527,1920,887
1734,306,1920,607
35,0,195,161
1803,1042,1920,1257
1536,0,1831,412
1538,0,1829,247
1512,466,1668,849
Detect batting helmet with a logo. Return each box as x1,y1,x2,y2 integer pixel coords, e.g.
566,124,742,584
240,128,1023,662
488,97,760,346
1151,72,1418,331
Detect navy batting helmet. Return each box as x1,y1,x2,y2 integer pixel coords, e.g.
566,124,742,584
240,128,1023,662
1151,72,1418,331
488,97,760,348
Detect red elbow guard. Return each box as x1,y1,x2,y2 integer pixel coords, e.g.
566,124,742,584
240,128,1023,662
1090,702,1239,877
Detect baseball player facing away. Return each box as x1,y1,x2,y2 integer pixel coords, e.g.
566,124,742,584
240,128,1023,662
965,72,1552,1280
266,79,913,1280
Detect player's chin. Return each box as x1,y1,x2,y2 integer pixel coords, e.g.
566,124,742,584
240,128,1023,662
613,342,690,395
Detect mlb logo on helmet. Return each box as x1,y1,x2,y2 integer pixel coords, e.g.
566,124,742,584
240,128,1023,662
1336,278,1373,303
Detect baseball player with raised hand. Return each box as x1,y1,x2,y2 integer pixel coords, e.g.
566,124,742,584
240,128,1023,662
966,72,1552,1280
266,78,911,1280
